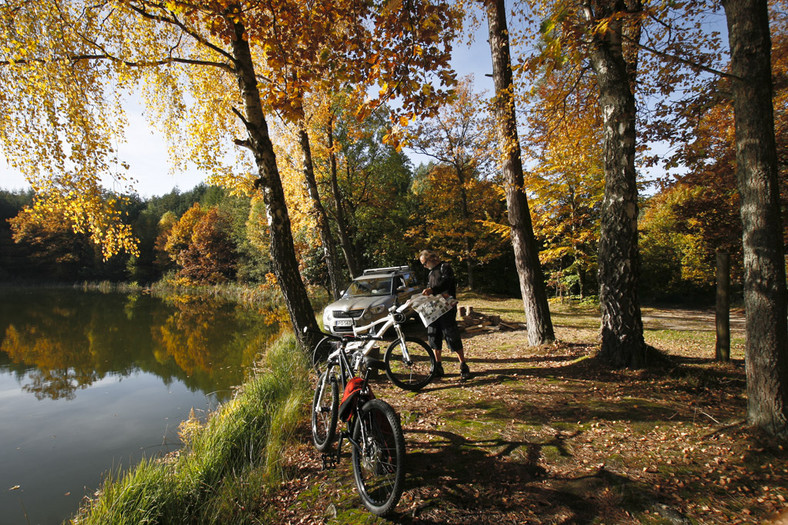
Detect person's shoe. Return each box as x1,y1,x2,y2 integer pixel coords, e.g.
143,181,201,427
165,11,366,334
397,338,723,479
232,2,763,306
433,362,444,378
460,363,471,381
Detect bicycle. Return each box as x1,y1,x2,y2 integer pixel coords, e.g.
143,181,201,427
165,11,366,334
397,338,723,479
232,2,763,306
305,326,406,517
313,298,436,392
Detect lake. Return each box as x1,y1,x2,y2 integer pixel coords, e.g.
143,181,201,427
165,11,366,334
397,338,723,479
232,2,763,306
0,287,285,525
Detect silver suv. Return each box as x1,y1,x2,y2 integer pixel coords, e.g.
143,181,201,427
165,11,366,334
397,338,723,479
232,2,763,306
322,266,422,335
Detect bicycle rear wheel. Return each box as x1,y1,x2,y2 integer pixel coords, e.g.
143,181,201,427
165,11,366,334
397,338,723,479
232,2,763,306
384,337,435,391
351,399,405,517
311,368,339,452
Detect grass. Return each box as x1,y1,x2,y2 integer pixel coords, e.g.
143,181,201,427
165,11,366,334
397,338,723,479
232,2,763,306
71,334,310,525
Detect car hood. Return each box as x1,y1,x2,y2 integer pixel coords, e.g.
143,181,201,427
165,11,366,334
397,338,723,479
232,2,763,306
326,295,392,313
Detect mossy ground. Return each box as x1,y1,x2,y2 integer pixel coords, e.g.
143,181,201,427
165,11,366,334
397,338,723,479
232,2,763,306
271,295,787,524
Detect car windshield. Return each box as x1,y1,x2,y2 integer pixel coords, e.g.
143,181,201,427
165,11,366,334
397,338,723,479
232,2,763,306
345,277,393,297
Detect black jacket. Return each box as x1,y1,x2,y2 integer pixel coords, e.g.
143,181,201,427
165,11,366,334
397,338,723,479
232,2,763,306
427,261,457,298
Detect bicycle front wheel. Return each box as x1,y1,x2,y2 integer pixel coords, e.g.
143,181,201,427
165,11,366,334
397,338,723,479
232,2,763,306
311,368,339,452
351,399,405,517
384,337,435,391
312,336,339,375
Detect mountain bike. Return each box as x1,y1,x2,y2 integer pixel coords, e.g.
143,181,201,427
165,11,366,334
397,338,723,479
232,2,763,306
305,326,406,517
313,298,436,392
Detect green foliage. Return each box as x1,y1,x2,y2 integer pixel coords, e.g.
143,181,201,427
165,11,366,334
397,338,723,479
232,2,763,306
0,189,34,279
315,104,420,271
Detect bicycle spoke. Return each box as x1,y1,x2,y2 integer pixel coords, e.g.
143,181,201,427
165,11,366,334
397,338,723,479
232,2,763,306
385,337,435,391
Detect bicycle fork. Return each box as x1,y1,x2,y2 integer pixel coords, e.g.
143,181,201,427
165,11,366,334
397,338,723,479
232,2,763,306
393,325,413,365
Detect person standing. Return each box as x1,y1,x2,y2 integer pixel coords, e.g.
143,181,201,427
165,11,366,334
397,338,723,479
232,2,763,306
419,250,471,380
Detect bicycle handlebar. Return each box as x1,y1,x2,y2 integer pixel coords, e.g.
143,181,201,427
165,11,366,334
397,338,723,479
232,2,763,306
303,325,383,342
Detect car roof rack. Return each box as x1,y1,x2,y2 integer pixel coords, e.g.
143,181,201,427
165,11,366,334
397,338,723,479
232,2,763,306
361,265,411,275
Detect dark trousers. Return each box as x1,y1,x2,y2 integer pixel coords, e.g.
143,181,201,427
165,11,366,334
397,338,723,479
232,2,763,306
427,307,463,353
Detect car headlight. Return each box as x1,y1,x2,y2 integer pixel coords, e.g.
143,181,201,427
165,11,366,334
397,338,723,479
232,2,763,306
369,305,385,316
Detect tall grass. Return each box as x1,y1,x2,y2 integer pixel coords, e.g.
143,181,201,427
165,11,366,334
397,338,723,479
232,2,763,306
71,334,309,525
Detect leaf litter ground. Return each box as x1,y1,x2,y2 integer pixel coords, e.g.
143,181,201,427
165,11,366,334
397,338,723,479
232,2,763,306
267,297,787,524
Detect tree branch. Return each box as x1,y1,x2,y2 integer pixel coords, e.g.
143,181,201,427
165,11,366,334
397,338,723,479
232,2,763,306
123,1,236,65
625,35,739,80
0,54,233,72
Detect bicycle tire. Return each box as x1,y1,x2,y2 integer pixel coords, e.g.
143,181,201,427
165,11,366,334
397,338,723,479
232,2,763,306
311,369,339,452
384,337,435,391
351,399,405,516
312,336,338,375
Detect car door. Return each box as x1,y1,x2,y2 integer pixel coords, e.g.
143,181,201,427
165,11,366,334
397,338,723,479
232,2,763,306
395,272,419,304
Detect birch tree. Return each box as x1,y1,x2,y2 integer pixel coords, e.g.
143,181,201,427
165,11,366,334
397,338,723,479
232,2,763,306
0,0,459,346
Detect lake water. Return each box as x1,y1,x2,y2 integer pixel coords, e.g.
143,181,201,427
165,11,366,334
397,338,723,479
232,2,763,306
0,287,284,525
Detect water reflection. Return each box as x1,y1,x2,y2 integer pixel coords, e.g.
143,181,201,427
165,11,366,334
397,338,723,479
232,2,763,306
0,288,285,401
0,287,286,524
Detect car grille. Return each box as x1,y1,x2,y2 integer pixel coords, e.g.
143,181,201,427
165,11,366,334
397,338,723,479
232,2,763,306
333,309,363,319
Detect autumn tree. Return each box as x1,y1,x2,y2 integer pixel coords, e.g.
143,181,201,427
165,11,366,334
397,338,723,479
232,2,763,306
407,162,509,284
407,76,498,289
9,207,95,281
638,98,744,298
485,0,555,346
154,211,179,274
522,70,605,298
164,203,206,266
177,207,237,284
508,0,680,363
8,198,131,281
639,3,788,301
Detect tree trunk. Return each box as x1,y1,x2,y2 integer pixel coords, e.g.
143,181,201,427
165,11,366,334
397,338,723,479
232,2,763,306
297,125,344,299
485,0,555,346
584,1,646,367
327,115,361,278
715,250,731,362
454,164,475,291
228,16,318,347
722,0,788,437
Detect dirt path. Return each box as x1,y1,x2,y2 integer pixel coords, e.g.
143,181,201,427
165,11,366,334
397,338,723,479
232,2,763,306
273,303,786,524
640,306,746,332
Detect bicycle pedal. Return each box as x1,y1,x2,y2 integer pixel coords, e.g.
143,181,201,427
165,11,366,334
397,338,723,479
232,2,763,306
321,453,339,471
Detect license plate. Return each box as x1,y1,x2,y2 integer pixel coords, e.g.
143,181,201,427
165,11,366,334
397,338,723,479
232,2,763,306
335,319,353,327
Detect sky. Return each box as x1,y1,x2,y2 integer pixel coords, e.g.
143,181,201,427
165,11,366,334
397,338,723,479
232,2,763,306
0,25,494,199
